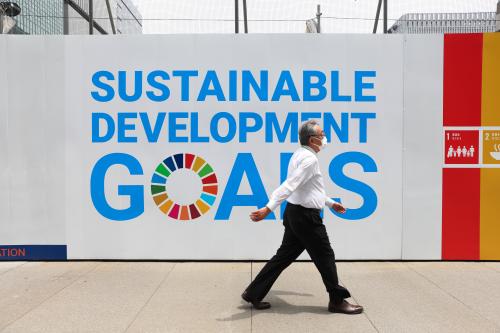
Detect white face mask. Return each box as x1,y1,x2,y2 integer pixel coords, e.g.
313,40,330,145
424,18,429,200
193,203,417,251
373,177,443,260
321,136,328,148
311,136,328,151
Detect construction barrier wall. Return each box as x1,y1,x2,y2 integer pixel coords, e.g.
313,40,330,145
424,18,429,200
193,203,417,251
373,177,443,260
0,33,498,260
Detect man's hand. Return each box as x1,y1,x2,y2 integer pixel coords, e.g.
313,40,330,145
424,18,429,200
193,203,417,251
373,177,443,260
250,207,271,222
332,202,346,214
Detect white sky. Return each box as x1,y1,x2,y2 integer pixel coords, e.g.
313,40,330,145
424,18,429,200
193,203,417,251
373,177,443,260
132,0,498,34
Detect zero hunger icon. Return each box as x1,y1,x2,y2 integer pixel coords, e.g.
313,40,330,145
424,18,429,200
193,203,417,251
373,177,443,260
150,153,218,220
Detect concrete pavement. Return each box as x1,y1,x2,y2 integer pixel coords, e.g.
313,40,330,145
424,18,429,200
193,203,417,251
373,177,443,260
0,261,499,332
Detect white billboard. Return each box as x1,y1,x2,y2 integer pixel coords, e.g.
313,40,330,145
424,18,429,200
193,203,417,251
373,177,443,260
0,34,447,260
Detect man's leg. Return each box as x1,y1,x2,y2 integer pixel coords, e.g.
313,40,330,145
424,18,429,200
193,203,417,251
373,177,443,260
288,209,350,302
243,210,305,302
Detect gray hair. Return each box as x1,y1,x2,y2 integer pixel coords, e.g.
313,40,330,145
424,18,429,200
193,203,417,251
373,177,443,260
299,120,319,145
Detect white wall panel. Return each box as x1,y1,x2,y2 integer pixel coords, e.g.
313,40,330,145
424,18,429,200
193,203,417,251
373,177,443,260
402,35,444,259
0,36,65,245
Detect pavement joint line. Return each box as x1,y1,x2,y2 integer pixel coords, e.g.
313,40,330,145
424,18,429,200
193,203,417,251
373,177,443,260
0,261,29,278
339,276,380,333
123,263,177,333
403,262,500,330
250,261,253,333
481,262,500,274
0,261,102,333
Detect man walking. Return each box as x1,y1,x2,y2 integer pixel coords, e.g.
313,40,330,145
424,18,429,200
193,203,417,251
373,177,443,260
241,120,363,315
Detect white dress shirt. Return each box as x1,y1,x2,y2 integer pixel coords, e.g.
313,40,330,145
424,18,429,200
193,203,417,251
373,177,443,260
266,146,335,211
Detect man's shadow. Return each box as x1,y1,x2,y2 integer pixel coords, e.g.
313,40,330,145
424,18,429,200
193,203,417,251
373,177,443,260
217,290,331,322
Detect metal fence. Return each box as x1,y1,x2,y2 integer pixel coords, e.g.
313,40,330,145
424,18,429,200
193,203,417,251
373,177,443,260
1,0,499,34
388,12,497,34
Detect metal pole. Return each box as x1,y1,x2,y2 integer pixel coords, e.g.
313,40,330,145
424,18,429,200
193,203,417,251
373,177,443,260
316,4,321,33
234,0,239,33
89,0,93,34
65,0,107,34
496,0,500,32
243,0,248,33
373,0,382,33
383,0,387,33
0,7,4,34
63,0,68,34
105,0,116,34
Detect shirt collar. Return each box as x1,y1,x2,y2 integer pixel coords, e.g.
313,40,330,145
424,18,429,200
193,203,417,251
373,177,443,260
301,145,317,155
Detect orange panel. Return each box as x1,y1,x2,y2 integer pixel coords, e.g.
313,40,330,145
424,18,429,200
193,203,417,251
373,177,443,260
180,206,190,220
480,168,500,259
481,33,500,126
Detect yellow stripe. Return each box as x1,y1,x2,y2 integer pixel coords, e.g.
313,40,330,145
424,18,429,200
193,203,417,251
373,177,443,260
195,199,210,214
480,34,500,259
480,168,500,259
481,33,500,126
159,200,174,214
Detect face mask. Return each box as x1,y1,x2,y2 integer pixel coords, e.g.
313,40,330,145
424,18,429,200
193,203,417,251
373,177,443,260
321,136,328,147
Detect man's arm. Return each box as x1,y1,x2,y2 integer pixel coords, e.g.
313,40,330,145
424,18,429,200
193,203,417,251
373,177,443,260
325,196,346,214
250,157,316,222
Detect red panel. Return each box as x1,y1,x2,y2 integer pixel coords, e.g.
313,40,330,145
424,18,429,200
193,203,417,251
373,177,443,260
443,34,483,126
442,168,480,260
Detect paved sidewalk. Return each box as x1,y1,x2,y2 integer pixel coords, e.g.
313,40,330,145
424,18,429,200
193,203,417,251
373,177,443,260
0,261,499,332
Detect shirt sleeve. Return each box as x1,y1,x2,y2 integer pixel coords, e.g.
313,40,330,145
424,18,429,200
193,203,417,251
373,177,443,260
265,157,317,211
325,196,335,208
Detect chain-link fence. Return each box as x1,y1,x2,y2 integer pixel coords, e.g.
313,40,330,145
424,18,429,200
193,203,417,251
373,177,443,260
2,0,499,34
135,0,499,33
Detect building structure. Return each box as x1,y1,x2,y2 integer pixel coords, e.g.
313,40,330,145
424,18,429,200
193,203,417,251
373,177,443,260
1,0,141,35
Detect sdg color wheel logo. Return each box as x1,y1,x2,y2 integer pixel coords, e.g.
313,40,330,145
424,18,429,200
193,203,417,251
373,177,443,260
150,153,218,220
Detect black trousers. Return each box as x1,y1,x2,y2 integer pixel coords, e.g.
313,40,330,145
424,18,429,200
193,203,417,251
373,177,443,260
244,202,351,302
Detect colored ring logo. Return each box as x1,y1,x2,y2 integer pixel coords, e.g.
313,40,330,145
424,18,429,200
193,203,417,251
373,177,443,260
150,153,218,220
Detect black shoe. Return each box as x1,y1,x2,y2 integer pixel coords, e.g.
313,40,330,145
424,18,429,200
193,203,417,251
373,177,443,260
241,291,271,310
328,299,363,314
